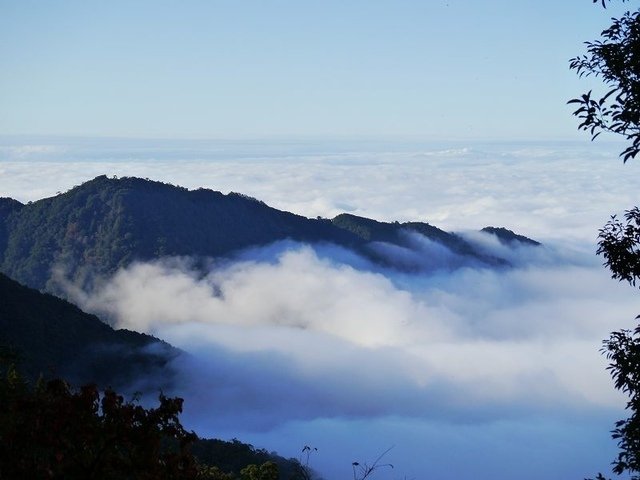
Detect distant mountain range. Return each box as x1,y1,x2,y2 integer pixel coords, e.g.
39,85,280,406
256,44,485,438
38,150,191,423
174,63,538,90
0,175,539,294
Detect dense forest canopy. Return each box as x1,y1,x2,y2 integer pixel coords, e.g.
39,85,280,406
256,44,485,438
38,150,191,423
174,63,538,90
0,176,537,294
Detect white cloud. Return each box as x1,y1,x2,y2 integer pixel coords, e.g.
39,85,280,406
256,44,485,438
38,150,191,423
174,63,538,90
60,239,635,478
69,242,635,417
0,144,64,157
0,138,635,244
7,137,638,479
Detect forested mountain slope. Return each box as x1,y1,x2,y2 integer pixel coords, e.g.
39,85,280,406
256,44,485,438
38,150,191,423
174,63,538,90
0,176,540,292
0,271,177,389
0,175,360,290
332,213,510,266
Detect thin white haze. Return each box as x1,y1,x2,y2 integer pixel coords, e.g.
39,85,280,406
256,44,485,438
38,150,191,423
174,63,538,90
3,137,640,479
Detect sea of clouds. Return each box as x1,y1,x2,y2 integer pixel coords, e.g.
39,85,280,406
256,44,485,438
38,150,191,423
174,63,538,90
2,136,639,479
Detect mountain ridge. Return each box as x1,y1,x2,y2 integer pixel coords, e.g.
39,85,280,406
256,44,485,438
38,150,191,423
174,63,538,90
0,271,178,389
0,175,540,293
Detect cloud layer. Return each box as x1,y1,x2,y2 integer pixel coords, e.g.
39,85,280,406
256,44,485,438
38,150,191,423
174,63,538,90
1,137,636,242
5,137,639,479
65,238,638,479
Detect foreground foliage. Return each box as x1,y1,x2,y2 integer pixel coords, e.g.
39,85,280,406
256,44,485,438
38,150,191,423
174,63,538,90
569,0,639,162
591,210,640,479
0,370,199,479
0,356,307,480
571,1,640,479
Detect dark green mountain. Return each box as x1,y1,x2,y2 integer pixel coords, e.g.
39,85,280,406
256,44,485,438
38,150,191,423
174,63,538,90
481,226,541,246
0,176,538,292
331,213,508,266
0,271,312,478
0,175,362,291
0,197,22,263
191,438,309,479
0,271,177,389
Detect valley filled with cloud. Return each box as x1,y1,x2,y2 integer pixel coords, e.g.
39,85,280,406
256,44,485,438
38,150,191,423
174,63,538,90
3,137,637,478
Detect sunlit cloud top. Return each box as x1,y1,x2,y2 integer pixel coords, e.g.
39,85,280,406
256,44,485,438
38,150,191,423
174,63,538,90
0,137,635,243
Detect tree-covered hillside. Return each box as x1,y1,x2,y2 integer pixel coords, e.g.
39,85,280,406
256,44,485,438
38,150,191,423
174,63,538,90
0,271,178,389
0,362,309,480
0,176,539,293
0,175,360,291
480,226,541,247
332,213,509,266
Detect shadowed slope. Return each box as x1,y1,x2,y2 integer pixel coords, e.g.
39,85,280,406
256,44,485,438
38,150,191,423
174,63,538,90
0,272,178,389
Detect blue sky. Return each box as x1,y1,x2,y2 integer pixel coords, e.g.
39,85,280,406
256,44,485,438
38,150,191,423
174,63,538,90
0,0,631,139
